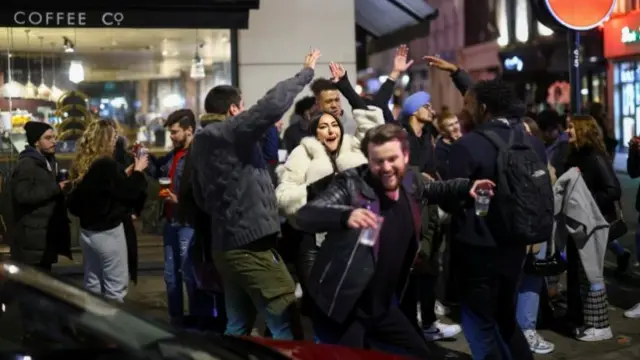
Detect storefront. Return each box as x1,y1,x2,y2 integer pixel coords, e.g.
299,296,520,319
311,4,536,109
0,0,359,116
498,31,606,108
603,10,640,149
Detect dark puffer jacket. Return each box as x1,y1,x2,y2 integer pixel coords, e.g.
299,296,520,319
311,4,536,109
10,147,71,265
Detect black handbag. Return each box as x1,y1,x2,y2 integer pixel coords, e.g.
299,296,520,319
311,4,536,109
523,242,567,277
608,201,628,241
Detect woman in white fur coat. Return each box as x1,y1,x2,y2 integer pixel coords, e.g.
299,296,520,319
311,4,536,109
275,106,384,300
276,106,384,219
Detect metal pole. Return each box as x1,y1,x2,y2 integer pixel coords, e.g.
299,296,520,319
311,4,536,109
568,31,581,114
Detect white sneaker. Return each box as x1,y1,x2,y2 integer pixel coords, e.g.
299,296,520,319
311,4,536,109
576,327,613,342
423,320,461,341
523,329,555,354
294,283,303,299
434,300,450,316
624,302,640,319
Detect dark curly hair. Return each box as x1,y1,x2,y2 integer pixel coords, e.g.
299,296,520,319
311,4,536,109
469,79,516,118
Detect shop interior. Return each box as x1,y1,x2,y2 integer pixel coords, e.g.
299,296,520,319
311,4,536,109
0,27,233,154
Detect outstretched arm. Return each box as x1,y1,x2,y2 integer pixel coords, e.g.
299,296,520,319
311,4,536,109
204,50,321,143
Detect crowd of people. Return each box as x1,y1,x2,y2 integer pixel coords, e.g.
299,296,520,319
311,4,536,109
7,44,640,359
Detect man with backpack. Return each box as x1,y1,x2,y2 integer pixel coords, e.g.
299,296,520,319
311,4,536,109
447,79,553,360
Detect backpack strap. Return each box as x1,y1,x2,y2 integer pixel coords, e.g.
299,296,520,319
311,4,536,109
477,130,508,150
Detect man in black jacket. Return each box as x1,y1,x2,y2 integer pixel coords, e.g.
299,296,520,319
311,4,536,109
189,49,320,340
447,79,546,360
295,123,493,358
10,121,71,270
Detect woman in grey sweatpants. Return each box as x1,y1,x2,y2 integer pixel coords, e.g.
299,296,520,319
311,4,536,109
67,120,148,302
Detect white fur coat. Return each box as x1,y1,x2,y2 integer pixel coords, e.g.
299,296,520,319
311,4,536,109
276,106,384,216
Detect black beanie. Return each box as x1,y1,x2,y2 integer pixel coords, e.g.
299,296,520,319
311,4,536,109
24,121,53,146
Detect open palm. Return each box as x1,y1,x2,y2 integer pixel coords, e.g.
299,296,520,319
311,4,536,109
393,44,414,72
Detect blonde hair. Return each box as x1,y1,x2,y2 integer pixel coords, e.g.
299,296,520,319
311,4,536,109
69,120,116,183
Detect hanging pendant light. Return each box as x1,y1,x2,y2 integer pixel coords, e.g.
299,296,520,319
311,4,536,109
67,29,84,84
2,28,26,99
189,29,206,80
49,43,65,102
36,37,51,99
24,30,36,99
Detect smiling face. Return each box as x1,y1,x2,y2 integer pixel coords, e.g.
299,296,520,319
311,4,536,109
315,114,342,152
367,139,409,191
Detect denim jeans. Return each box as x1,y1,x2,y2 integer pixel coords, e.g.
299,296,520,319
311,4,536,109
223,278,293,339
516,243,547,331
163,222,209,320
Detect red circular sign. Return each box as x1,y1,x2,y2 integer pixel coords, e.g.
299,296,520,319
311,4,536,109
546,0,616,30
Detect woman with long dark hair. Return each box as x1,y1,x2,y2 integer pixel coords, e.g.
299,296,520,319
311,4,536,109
562,115,617,341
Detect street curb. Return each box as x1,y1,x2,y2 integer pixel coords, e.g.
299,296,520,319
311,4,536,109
53,261,164,276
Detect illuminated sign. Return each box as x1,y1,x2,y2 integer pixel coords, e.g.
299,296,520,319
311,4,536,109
504,56,524,72
545,0,616,30
622,26,640,44
12,11,124,27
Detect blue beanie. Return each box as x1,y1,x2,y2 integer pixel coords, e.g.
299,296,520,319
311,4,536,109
401,91,431,117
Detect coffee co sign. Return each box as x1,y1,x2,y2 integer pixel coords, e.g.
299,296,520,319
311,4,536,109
13,11,124,27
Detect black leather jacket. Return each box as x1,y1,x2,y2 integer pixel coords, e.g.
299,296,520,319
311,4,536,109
295,164,470,323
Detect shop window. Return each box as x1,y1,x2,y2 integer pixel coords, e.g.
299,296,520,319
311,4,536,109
613,62,640,149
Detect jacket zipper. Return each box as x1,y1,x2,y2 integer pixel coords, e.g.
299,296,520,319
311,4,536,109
399,249,421,302
319,261,332,284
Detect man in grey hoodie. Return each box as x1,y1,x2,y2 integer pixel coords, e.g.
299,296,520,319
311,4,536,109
189,49,321,340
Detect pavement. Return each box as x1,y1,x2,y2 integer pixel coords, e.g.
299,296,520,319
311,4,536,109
59,173,640,359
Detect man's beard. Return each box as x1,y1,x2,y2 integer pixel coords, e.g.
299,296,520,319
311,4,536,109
373,166,407,191
172,139,186,149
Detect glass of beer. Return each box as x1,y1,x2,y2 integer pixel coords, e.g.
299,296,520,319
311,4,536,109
158,177,172,198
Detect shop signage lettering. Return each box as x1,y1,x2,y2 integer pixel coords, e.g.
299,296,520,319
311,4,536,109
622,26,640,44
13,11,124,27
0,10,249,29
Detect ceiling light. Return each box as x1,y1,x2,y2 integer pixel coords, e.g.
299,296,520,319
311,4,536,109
1,80,25,98
162,50,168,56
68,61,84,84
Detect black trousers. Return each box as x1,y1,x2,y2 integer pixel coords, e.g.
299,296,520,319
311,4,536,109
312,305,436,359
566,235,584,328
457,243,533,360
399,273,438,330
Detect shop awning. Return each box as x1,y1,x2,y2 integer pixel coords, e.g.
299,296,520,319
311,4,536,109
355,0,437,37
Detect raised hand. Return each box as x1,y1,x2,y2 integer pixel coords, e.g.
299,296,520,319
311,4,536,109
423,55,458,73
329,62,346,82
393,44,414,73
304,49,322,70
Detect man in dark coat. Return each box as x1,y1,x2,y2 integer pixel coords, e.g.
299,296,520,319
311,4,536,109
10,121,71,270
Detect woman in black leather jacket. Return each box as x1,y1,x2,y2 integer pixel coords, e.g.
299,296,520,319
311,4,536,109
563,115,623,336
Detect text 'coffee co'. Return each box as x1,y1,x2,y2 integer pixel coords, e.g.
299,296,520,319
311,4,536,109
12,11,124,27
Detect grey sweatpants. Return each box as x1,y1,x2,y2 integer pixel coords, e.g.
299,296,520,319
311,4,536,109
80,223,129,302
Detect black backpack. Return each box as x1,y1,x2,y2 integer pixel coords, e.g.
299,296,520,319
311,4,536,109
479,130,554,245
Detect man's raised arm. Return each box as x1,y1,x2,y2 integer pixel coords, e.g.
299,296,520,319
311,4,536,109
228,49,321,141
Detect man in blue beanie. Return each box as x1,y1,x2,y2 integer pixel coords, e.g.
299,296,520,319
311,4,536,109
398,91,463,342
